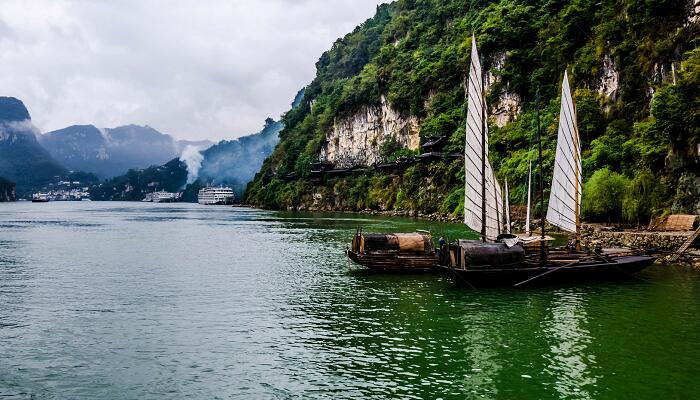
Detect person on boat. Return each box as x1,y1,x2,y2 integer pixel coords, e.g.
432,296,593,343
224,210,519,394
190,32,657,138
438,236,446,248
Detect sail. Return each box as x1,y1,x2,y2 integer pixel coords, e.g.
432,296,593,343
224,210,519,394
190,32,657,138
546,71,582,234
464,36,505,240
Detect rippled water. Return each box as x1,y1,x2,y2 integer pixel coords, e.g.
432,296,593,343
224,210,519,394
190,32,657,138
0,202,699,399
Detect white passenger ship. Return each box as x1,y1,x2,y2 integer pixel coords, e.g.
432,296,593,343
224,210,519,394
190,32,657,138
198,186,235,205
143,191,178,203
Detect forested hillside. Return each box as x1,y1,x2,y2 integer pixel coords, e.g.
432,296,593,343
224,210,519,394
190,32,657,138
245,0,699,224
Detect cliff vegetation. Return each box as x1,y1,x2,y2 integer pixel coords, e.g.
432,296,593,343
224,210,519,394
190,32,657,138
245,0,699,223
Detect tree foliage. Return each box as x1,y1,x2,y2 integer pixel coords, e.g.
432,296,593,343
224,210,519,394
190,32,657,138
245,0,697,222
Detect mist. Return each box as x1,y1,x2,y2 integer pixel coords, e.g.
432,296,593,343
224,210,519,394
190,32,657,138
179,145,204,184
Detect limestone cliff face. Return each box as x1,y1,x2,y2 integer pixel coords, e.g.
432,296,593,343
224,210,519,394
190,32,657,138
597,53,620,100
487,52,522,128
319,96,420,168
688,0,699,24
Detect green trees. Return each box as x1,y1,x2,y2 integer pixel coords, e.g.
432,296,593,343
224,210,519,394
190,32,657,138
245,0,696,222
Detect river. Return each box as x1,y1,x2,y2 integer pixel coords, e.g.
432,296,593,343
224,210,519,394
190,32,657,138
0,202,698,399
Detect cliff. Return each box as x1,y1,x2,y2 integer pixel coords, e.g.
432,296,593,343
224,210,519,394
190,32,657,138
319,96,419,168
244,0,698,222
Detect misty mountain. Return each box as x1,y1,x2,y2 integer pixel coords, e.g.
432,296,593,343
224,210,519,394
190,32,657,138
40,124,213,179
194,117,283,194
0,97,68,195
90,117,283,201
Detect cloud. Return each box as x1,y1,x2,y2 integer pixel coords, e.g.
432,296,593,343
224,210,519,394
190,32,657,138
0,0,386,141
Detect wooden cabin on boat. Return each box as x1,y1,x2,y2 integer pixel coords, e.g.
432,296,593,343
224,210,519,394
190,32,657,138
347,232,438,271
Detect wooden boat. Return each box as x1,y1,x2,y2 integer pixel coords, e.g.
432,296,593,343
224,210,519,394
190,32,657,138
346,231,437,271
438,242,656,286
438,38,655,286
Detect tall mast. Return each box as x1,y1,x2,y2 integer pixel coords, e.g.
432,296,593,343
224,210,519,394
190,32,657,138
573,83,581,250
480,57,487,242
525,159,532,236
504,178,511,234
536,88,546,263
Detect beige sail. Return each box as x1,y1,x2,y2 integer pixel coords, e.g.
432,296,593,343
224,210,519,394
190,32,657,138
464,36,505,240
546,71,582,234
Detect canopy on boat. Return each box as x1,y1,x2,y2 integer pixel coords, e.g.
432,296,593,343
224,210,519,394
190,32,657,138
361,233,434,253
546,71,582,235
464,36,505,241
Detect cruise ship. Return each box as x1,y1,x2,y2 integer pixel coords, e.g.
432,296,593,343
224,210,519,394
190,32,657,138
198,186,235,205
143,191,178,203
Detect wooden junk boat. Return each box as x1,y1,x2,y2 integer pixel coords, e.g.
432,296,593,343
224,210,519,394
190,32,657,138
437,37,655,287
347,231,437,271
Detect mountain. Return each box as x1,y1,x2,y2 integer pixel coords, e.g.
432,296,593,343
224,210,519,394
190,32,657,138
193,118,283,196
40,124,212,179
89,117,284,201
244,0,699,222
0,97,68,196
0,177,16,202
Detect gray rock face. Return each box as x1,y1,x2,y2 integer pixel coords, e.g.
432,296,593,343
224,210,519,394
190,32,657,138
319,96,420,168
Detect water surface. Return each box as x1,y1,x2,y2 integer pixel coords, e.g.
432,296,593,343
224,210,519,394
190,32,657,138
0,202,698,398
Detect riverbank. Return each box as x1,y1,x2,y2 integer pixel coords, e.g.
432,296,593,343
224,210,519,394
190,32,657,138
580,226,699,267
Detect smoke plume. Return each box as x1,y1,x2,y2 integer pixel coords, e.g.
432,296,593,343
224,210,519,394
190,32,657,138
179,145,203,184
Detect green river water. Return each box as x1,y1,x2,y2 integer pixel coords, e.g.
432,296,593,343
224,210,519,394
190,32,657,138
0,202,698,399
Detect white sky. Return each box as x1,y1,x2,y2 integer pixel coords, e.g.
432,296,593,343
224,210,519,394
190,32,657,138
0,0,387,140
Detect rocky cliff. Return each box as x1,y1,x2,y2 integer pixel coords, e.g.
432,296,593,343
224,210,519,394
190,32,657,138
319,96,419,167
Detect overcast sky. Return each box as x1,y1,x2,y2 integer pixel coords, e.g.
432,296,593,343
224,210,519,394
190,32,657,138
0,0,386,141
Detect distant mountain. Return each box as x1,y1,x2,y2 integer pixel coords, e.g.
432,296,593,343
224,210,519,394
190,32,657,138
40,124,212,179
0,97,68,196
90,117,284,201
194,117,283,195
0,177,16,202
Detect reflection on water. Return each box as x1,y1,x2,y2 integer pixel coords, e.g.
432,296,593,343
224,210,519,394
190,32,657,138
542,290,597,399
0,202,698,398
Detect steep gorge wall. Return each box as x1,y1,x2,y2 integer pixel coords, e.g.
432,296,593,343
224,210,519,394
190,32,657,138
319,96,420,168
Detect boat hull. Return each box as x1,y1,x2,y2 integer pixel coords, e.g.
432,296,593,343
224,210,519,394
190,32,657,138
346,249,437,272
439,255,656,287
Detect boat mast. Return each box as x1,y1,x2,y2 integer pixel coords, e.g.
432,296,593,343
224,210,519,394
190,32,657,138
504,178,511,234
572,76,582,251
480,56,487,242
536,88,546,263
525,159,532,236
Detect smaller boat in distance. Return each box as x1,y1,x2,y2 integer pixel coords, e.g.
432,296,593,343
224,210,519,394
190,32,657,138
31,193,49,202
346,230,437,271
142,191,178,203
198,186,235,205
